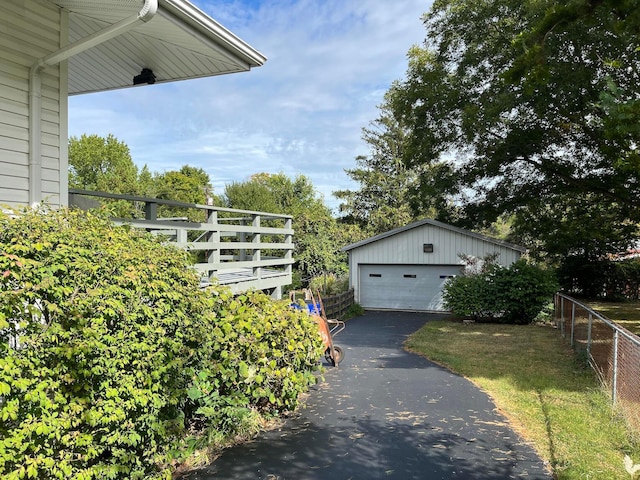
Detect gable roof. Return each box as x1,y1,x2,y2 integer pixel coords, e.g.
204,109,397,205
342,218,527,253
49,0,266,94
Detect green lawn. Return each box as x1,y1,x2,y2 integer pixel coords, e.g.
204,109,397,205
586,301,640,336
405,319,640,480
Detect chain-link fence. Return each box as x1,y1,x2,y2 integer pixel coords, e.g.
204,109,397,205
554,293,640,432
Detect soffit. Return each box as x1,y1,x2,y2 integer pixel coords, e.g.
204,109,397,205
48,0,266,95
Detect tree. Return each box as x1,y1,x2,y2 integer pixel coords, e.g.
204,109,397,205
224,173,363,282
68,135,221,220
388,0,640,259
69,133,139,194
68,134,142,216
335,95,455,236
154,165,219,221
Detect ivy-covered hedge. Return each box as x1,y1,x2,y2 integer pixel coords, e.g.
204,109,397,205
0,207,323,479
442,259,557,324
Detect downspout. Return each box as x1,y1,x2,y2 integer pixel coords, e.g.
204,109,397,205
29,0,158,207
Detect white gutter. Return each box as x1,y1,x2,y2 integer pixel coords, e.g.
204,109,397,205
29,0,158,207
161,0,266,68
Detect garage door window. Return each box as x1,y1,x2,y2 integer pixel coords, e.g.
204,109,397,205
404,274,417,278
369,273,381,277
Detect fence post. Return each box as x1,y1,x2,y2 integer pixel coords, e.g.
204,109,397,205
612,330,619,404
571,302,576,347
587,312,593,365
560,296,565,337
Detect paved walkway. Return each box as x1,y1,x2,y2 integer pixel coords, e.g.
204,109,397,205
183,311,552,479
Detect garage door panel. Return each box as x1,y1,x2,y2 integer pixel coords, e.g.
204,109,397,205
359,264,462,311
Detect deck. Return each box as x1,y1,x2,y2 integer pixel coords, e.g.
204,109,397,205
69,189,294,298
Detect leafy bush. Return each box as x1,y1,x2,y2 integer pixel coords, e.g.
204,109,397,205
186,290,324,433
0,207,323,479
443,259,557,324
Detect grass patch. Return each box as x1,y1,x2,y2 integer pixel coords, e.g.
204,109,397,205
586,301,640,336
405,320,640,479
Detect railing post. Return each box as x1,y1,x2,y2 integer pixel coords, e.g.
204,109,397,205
145,200,157,221
206,209,220,279
252,214,261,279
239,218,247,262
285,217,293,277
175,228,187,243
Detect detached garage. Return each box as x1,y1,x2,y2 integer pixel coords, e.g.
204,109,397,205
342,219,526,312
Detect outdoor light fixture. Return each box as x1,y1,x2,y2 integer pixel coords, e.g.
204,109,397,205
133,68,156,85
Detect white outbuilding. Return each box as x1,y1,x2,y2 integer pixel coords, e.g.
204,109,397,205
342,219,526,312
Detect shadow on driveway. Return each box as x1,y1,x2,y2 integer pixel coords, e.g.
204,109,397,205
182,311,552,480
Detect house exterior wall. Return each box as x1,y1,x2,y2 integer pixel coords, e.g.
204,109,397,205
347,223,522,305
0,1,67,208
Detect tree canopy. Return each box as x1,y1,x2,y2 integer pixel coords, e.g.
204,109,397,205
68,135,219,220
225,173,363,281
69,134,138,194
335,96,452,236
387,0,640,258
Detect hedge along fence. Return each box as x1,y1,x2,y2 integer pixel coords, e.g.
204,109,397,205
0,207,324,480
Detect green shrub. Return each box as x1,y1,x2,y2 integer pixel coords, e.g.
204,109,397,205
443,259,557,324
491,260,559,324
186,290,324,433
0,207,323,479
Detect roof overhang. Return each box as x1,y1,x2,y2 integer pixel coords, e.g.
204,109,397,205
48,0,266,95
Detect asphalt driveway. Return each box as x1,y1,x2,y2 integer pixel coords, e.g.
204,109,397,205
183,311,552,480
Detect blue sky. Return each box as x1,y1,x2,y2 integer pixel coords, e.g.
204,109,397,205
68,0,432,212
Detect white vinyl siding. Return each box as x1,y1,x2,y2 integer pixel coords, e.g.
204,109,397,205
349,224,521,266
0,0,64,207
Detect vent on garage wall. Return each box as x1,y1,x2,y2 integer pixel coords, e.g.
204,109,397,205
423,243,434,253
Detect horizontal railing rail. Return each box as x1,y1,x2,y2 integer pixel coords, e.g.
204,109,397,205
69,189,294,297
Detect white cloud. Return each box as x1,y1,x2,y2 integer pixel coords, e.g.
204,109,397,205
69,0,431,212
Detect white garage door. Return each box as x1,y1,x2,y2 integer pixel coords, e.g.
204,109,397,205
359,264,463,311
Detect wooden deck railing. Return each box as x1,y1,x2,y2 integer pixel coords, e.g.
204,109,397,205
69,189,294,298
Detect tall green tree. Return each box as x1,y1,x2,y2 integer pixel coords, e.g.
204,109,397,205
335,95,456,236
388,0,640,258
225,173,363,282
154,165,219,221
69,133,138,194
68,134,142,216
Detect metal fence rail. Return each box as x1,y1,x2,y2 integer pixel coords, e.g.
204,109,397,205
554,293,640,431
